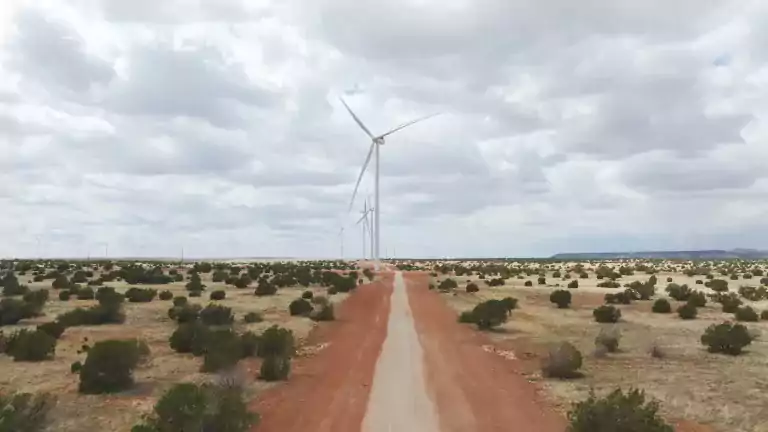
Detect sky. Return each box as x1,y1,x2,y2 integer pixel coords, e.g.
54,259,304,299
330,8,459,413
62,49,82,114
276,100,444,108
0,0,767,259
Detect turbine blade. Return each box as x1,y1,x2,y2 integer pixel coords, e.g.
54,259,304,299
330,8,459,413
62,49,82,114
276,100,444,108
379,112,441,139
348,141,375,213
355,213,367,225
339,97,375,139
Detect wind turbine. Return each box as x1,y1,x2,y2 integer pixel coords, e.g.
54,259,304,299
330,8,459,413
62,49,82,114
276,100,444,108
338,227,345,259
340,97,439,268
355,199,375,260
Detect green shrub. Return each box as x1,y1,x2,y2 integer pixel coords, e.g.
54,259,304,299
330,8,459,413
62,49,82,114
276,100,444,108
541,341,582,379
199,304,233,326
468,299,510,330
288,298,313,316
0,392,56,432
709,279,729,293
169,322,210,356
209,290,226,301
77,339,147,394
201,330,242,373
310,303,335,321
158,290,173,301
524,280,533,287
687,291,707,307
567,280,579,289
168,304,202,324
76,287,95,300
466,282,479,293
301,290,314,300
567,388,673,432
58,290,71,301
594,327,620,353
125,287,157,303
593,305,621,323
676,303,697,320
172,296,188,307
5,329,56,362
185,273,205,292
259,355,290,381
458,311,475,323
257,326,294,358
715,292,743,313
188,290,202,298
734,306,759,322
438,278,458,291
665,283,691,301
0,298,29,325
254,281,277,296
500,297,518,311
651,299,671,314
549,290,572,309
761,310,768,321
240,331,260,358
36,321,65,339
51,275,69,290
243,312,263,323
701,322,753,355
57,291,125,327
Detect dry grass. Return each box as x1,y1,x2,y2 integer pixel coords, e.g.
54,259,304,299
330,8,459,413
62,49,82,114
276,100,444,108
438,265,768,432
1,269,347,432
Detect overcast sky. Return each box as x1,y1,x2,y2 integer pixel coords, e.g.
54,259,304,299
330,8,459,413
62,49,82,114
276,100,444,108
0,0,767,259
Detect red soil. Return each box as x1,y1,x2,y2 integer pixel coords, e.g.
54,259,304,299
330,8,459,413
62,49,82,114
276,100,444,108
404,272,568,432
251,274,393,432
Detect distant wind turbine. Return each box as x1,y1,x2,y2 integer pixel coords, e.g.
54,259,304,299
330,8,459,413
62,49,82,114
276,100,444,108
338,227,345,259
355,199,375,260
339,97,440,267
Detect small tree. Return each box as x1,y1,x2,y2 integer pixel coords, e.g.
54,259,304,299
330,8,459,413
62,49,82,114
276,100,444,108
199,304,234,326
288,298,313,316
259,355,291,381
651,298,671,314
593,305,621,323
78,339,147,394
469,299,509,330
567,388,673,432
701,322,753,355
550,290,572,309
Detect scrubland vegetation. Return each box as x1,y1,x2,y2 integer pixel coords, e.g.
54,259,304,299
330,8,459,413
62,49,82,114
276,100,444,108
0,258,363,431
418,258,768,431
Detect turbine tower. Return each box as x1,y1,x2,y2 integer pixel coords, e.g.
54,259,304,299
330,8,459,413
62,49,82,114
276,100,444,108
338,227,345,259
355,199,375,261
340,97,439,268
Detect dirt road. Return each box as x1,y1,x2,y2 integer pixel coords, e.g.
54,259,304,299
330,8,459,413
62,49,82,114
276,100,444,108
253,271,565,431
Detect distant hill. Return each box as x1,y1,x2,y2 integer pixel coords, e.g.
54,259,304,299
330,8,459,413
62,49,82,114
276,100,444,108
550,249,768,260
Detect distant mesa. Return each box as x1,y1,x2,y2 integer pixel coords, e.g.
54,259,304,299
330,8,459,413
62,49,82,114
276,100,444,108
550,249,768,260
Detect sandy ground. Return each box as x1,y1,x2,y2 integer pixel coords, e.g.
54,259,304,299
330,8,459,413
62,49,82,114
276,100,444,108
362,272,439,432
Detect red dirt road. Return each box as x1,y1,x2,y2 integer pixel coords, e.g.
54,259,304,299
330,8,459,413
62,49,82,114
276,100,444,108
251,273,393,432
404,272,567,432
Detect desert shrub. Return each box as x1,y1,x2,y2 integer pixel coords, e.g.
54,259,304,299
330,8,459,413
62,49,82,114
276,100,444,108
665,283,692,301
209,290,226,301
687,291,707,308
466,282,479,293
458,311,475,323
605,291,631,305
734,306,759,322
158,290,173,301
57,293,125,327
36,321,65,339
51,275,69,290
259,355,291,381
634,283,655,300
593,305,621,323
0,298,28,326
550,290,572,309
172,296,188,307
500,296,518,311
597,280,620,288
199,304,234,326
567,388,673,432
739,285,768,301
594,327,621,353
58,290,70,301
438,278,458,291
288,298,313,316
77,339,147,394
168,304,202,324
567,280,579,289
125,287,157,303
5,329,56,362
311,295,329,306
240,331,260,357
701,322,753,355
75,286,95,300
243,312,263,323
22,290,49,314
541,341,582,379
185,273,205,292
188,290,202,298
0,392,56,432
676,303,697,320
301,290,314,300
524,280,533,287
201,329,242,373
761,310,768,321
467,299,510,330
714,292,743,313
169,321,211,355
233,274,252,289
257,326,295,358
309,303,335,321
130,382,257,432
254,281,277,296
537,276,546,285
651,298,671,314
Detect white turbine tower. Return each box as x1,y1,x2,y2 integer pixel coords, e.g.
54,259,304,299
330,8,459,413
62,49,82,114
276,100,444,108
338,227,345,259
340,97,439,268
355,199,375,261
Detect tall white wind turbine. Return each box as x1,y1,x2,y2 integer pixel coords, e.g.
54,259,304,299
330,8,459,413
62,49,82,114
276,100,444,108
340,97,439,267
355,199,375,260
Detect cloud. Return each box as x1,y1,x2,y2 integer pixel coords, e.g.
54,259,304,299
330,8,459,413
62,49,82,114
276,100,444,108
0,0,766,258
